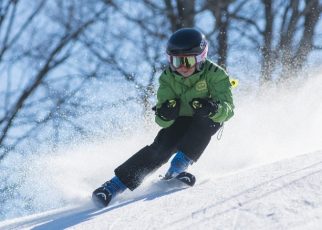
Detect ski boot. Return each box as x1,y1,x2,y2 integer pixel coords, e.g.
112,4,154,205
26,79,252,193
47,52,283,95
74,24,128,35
164,151,193,180
92,176,127,207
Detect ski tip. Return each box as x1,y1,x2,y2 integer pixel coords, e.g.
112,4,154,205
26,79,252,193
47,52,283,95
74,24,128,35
159,172,196,187
176,172,196,187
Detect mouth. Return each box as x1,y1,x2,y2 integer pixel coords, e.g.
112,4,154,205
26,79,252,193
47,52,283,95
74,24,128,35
179,68,191,73
182,69,193,74
176,66,195,77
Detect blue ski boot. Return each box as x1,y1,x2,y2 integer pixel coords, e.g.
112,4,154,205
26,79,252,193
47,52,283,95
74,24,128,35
164,151,193,180
92,176,127,207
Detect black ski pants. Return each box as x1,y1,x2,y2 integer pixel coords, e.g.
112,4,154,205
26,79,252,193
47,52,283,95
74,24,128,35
115,116,222,190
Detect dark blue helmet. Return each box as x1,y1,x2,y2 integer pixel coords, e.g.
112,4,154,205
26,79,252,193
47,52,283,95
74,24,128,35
167,28,208,56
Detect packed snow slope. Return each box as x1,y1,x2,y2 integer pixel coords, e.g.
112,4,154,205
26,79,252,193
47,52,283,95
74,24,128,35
1,150,322,230
0,71,322,229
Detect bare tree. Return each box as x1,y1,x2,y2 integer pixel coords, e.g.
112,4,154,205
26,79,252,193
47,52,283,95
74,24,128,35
89,1,170,117
163,0,196,31
231,0,322,82
204,0,240,68
1,0,322,161
0,1,109,160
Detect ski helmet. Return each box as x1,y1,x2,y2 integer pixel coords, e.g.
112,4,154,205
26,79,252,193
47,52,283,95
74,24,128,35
166,28,208,71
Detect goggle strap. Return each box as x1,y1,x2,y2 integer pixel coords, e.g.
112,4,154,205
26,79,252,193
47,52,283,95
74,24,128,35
167,54,171,63
196,45,208,63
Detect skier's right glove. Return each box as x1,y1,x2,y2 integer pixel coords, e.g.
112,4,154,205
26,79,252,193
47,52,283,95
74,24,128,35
155,99,180,121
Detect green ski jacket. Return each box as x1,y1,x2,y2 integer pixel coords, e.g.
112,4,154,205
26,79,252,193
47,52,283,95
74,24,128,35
155,59,234,128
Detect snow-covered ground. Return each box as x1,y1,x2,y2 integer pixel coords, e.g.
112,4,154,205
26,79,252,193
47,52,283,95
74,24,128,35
1,150,322,230
1,72,322,229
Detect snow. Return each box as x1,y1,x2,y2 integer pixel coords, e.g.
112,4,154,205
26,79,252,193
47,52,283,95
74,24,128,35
1,151,322,230
1,71,322,229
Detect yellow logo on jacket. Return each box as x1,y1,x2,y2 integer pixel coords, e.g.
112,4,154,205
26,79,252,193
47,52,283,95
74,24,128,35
196,80,207,91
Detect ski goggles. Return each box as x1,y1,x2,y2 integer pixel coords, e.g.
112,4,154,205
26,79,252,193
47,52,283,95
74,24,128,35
169,55,197,69
167,45,208,69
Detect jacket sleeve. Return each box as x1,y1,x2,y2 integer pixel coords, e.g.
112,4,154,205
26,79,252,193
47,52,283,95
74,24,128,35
154,71,177,128
207,67,234,123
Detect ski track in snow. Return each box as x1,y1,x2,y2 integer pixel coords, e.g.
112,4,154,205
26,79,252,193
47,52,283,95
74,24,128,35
1,151,322,230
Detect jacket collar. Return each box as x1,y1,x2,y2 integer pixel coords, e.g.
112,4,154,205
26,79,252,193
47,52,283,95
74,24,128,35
171,65,206,87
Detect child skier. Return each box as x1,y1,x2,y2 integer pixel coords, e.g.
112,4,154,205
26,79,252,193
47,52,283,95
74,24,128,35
92,28,234,207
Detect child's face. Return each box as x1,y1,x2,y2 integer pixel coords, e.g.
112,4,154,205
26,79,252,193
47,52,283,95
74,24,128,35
176,65,196,78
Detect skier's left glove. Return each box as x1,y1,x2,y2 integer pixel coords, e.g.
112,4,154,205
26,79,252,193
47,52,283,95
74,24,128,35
154,99,180,121
189,98,218,118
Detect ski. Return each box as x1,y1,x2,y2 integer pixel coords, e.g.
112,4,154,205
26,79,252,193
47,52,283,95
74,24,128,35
160,171,196,187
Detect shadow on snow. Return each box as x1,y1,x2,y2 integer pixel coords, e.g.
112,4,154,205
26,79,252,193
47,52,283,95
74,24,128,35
8,185,188,230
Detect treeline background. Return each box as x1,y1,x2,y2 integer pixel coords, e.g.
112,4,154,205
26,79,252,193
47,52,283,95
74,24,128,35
1,0,322,160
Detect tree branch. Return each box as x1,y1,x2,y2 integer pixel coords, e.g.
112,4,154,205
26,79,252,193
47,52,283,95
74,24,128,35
0,11,101,149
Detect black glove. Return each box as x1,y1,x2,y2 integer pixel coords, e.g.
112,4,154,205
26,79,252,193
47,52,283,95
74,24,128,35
189,98,218,118
155,99,180,121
